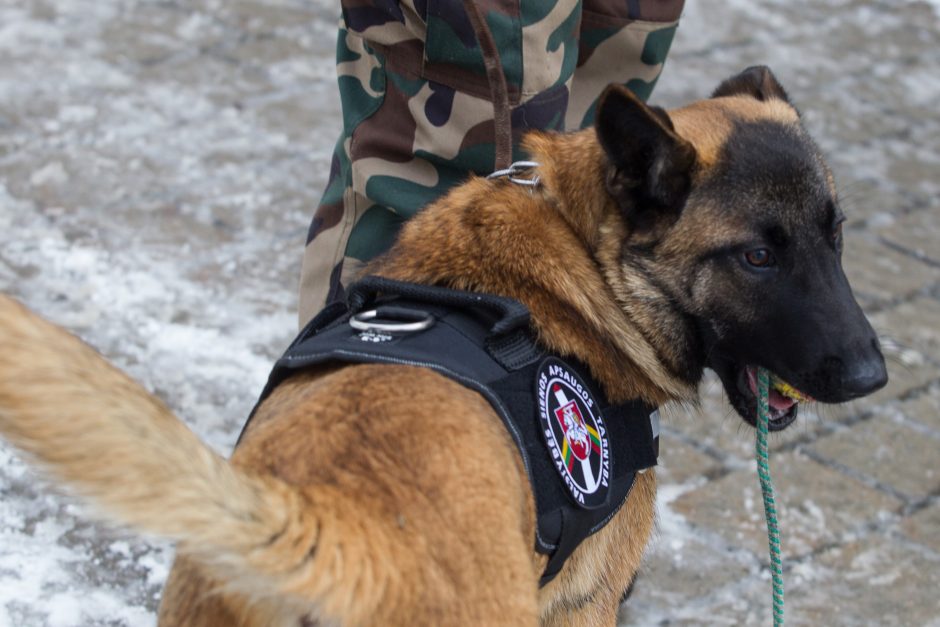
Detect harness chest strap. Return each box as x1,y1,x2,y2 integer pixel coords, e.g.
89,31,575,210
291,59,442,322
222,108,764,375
241,277,660,585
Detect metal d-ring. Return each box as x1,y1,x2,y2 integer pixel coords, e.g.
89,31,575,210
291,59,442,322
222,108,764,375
487,160,541,188
349,309,435,333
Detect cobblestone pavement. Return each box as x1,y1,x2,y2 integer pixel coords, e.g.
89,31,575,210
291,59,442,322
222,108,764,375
1,1,938,625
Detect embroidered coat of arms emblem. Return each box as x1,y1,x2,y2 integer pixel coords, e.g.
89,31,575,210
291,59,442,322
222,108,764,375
536,358,611,508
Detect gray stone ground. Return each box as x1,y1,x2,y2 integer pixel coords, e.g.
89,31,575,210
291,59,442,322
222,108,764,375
0,0,938,625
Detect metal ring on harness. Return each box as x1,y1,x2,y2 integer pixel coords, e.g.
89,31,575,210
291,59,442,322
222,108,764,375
349,309,435,333
487,160,541,187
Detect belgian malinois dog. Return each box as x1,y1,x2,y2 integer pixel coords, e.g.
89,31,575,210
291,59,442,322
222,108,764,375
0,67,886,626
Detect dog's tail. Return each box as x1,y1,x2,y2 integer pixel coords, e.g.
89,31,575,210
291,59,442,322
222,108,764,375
0,295,384,619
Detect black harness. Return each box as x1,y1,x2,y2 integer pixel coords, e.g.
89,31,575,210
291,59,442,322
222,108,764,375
242,277,660,585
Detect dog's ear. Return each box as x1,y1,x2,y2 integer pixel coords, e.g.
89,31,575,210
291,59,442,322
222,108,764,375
595,84,696,239
712,65,790,103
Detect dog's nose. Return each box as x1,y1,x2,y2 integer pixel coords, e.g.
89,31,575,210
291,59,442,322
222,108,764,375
839,341,888,399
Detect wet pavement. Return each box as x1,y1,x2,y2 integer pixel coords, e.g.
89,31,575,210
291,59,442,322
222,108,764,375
0,0,938,625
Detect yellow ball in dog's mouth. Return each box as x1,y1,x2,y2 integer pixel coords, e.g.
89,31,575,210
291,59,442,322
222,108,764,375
770,375,813,403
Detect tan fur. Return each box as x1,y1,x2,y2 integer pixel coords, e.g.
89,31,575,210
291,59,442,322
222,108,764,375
669,94,799,168
0,91,802,625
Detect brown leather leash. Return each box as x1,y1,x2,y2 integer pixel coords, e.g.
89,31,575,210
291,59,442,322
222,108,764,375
461,0,512,172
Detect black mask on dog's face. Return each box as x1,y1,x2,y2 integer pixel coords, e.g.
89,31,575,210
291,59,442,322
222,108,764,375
688,124,887,428
594,67,887,429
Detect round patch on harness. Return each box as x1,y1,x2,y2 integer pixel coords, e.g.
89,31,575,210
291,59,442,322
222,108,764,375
536,358,611,509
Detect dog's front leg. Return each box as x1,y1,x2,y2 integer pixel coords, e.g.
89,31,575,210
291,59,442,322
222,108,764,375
540,585,624,627
538,471,656,626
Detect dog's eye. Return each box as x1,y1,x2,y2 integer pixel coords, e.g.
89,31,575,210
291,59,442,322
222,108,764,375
832,221,843,243
744,248,775,268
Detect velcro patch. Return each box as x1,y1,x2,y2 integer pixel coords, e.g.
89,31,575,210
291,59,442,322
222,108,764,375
536,358,611,509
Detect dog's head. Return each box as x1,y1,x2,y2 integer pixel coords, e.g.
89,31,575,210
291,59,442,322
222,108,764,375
594,66,887,429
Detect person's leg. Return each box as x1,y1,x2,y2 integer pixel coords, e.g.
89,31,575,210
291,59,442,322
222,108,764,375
567,0,685,129
299,18,395,324
299,1,685,326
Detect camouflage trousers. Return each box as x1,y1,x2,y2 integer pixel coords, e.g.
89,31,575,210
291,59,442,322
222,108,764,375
299,0,685,325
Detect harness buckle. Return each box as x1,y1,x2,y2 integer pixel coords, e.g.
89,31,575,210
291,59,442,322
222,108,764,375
349,309,435,334
487,160,541,188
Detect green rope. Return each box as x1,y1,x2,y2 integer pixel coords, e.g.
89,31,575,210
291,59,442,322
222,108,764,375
756,367,784,626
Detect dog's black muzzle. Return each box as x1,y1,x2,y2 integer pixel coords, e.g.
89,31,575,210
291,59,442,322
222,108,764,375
705,257,887,428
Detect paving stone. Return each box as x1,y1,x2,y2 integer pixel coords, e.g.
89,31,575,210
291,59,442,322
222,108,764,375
866,297,940,403
901,501,940,552
256,90,336,138
810,412,940,501
862,343,940,409
99,6,212,64
788,537,940,626
836,178,913,228
885,150,940,201
634,534,940,626
621,537,754,625
665,375,831,463
873,296,940,352
661,389,755,463
895,387,940,435
878,207,940,266
842,233,940,309
799,89,908,145
671,451,902,558
655,430,719,486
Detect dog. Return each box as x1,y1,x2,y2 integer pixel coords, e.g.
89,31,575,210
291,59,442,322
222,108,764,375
0,66,887,626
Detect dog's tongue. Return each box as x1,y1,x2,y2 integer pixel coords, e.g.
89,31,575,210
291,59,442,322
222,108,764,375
746,367,797,412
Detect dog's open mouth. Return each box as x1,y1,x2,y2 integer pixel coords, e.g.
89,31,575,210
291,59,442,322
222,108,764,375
731,365,813,431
